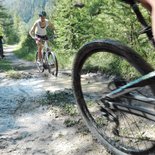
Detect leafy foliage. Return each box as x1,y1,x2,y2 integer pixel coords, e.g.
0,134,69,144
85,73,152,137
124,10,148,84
50,0,155,70
0,1,21,44
0,1,10,36
3,0,155,73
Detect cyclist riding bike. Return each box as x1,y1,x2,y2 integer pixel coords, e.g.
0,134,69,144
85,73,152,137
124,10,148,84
138,0,155,40
29,11,56,66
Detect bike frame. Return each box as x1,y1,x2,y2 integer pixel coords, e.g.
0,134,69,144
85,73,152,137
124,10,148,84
102,0,155,121
42,37,55,63
43,39,51,52
43,41,50,61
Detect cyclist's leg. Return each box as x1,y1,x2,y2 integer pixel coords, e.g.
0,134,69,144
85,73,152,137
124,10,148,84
36,40,43,61
139,0,155,40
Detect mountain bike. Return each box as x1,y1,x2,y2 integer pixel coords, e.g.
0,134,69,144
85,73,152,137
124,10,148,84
72,0,155,154
36,36,58,76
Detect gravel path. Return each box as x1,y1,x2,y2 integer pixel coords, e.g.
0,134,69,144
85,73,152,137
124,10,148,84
0,45,109,155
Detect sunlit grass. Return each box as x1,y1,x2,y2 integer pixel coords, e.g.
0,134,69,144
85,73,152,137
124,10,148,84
14,43,36,61
0,59,12,72
6,70,22,79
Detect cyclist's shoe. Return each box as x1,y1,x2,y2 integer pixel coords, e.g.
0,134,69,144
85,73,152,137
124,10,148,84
37,60,43,66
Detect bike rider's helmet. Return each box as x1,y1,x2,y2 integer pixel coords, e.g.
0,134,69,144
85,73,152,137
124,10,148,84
39,11,47,17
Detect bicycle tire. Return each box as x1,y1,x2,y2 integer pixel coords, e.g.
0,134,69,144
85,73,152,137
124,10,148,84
72,39,155,155
36,52,44,72
48,52,58,76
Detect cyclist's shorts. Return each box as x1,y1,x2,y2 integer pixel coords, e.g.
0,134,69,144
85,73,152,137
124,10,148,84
36,34,48,40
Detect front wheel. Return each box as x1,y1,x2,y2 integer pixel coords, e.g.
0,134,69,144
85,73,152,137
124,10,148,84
47,52,58,76
72,40,155,155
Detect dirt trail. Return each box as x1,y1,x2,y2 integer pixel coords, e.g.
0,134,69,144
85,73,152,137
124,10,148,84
0,45,109,155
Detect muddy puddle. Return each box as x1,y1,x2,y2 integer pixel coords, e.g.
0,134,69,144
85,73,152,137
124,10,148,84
0,72,73,131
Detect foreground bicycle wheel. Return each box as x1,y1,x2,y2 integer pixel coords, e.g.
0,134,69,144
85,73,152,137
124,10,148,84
72,40,155,155
36,52,44,72
47,52,58,76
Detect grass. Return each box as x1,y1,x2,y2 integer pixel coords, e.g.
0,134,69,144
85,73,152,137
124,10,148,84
63,104,77,116
41,89,75,106
55,51,74,69
0,59,12,72
6,70,22,79
14,44,36,61
64,119,79,127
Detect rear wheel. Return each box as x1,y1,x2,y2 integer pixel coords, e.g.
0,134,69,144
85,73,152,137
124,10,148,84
48,52,58,76
72,40,155,155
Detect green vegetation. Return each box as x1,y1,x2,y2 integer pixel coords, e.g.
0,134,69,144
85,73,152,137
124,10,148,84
6,70,22,79
0,0,8,36
64,119,79,127
0,59,12,72
41,89,74,106
1,0,155,75
14,35,36,61
50,0,155,71
0,0,20,44
63,104,77,116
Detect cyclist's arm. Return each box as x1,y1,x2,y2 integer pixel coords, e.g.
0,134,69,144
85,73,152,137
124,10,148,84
29,22,37,39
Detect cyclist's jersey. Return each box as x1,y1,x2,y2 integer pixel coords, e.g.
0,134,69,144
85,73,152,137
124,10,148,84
35,19,49,36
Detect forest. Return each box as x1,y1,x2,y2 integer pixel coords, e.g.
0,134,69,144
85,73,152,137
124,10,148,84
1,0,155,73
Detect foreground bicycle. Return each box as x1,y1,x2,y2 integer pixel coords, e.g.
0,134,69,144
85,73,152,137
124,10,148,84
36,36,58,76
72,0,155,154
